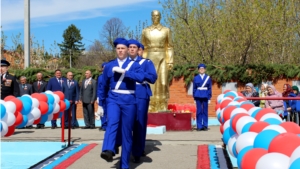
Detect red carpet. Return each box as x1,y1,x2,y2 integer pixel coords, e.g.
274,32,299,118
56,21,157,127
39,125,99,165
197,145,210,169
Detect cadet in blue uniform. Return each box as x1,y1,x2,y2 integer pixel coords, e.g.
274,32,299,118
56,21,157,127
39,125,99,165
127,39,157,163
100,38,144,169
193,63,212,131
97,62,107,131
1,60,20,99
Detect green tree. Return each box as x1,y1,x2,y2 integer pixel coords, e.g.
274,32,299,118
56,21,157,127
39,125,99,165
58,24,85,68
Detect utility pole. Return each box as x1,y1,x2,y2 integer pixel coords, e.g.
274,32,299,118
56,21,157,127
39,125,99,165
69,49,72,68
24,0,30,68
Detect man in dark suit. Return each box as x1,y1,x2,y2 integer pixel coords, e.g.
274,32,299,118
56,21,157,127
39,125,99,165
33,72,47,129
63,71,80,129
80,70,97,129
46,69,66,129
1,59,20,99
19,76,33,96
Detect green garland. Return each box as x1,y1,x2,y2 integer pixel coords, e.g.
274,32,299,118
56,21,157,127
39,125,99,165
169,64,300,86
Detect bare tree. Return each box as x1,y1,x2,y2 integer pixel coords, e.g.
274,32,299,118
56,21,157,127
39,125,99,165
101,18,129,51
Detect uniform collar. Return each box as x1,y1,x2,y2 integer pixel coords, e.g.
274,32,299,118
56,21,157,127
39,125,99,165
117,57,127,63
149,24,163,31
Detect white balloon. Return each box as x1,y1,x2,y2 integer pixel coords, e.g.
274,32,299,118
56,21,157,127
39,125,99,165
53,94,60,103
216,108,221,117
223,120,231,131
236,116,257,135
52,103,60,114
0,121,8,137
228,134,238,157
47,113,53,121
228,101,240,107
217,94,225,103
230,108,248,118
45,90,53,94
31,98,40,108
233,96,246,101
255,153,289,169
3,112,16,127
290,146,300,164
259,113,282,122
235,132,258,153
248,107,262,116
263,125,287,133
30,107,41,120
0,100,5,104
26,113,35,126
4,101,16,114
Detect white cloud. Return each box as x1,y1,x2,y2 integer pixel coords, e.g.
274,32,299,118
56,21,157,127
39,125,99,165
1,0,154,30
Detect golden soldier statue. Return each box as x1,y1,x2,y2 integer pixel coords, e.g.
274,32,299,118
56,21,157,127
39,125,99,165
141,10,174,112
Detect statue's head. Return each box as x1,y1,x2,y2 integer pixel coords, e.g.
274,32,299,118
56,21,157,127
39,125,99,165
151,10,161,25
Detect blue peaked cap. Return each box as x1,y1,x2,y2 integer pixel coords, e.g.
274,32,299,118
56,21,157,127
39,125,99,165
127,39,140,48
198,63,206,69
139,43,144,50
113,38,129,47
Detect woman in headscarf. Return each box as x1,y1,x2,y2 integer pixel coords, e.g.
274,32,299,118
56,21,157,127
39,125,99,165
282,84,296,122
265,85,284,118
259,83,268,108
292,86,300,96
241,83,260,107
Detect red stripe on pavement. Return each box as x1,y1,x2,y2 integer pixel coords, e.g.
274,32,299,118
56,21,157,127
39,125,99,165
53,143,98,169
197,145,210,169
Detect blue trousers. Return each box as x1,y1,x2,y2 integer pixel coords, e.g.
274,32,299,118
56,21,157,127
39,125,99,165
196,99,208,129
64,102,79,127
51,120,57,127
102,102,136,169
132,98,149,157
100,103,107,129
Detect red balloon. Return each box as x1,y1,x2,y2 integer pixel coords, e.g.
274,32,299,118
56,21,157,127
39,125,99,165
11,98,23,113
236,98,247,103
14,111,23,126
269,133,300,156
223,106,237,122
52,113,59,120
5,125,15,137
237,92,244,97
280,122,300,134
39,101,49,115
54,91,64,100
240,103,255,111
241,148,268,169
231,113,249,133
31,93,48,103
249,121,270,133
227,96,235,100
254,108,277,121
33,118,41,125
59,101,66,112
223,90,231,94
4,95,16,101
220,100,232,110
220,124,224,134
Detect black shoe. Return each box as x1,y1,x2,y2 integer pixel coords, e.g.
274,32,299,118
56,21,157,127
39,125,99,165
36,124,41,129
40,125,45,129
142,151,146,157
132,156,140,163
90,126,95,129
115,146,119,155
51,126,56,129
26,125,33,129
72,126,75,129
196,128,202,131
82,126,90,129
100,151,113,162
202,127,208,131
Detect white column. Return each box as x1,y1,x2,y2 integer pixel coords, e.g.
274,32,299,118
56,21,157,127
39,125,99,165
24,0,30,68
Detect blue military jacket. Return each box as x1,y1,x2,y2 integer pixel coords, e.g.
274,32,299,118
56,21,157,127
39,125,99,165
193,74,212,100
134,56,157,99
100,58,144,104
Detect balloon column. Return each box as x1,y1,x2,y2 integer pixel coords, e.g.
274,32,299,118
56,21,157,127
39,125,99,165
0,91,70,137
217,90,300,169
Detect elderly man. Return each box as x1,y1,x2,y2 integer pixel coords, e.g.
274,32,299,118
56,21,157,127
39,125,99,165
1,59,20,99
80,70,97,129
99,38,144,169
19,76,33,96
33,72,47,129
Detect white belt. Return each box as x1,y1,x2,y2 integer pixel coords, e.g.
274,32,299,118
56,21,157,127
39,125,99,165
197,87,208,90
136,81,148,85
112,89,135,94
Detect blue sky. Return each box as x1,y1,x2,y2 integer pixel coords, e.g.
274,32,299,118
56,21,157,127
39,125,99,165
1,0,162,54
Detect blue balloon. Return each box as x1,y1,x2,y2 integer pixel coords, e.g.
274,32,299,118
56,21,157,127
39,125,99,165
64,99,70,110
253,130,280,150
17,115,28,128
58,112,63,118
232,142,238,158
223,127,235,145
224,91,237,98
46,104,54,115
0,104,6,119
39,114,48,124
251,109,261,118
19,96,32,107
240,101,254,105
21,101,31,115
46,94,55,104
237,146,253,168
290,158,300,169
263,118,282,125
0,122,2,132
241,122,255,134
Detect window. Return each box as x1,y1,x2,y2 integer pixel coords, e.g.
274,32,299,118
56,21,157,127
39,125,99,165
222,82,237,92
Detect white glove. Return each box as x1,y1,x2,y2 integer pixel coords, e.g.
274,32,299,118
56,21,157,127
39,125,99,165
208,100,211,104
112,67,125,74
97,105,104,117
